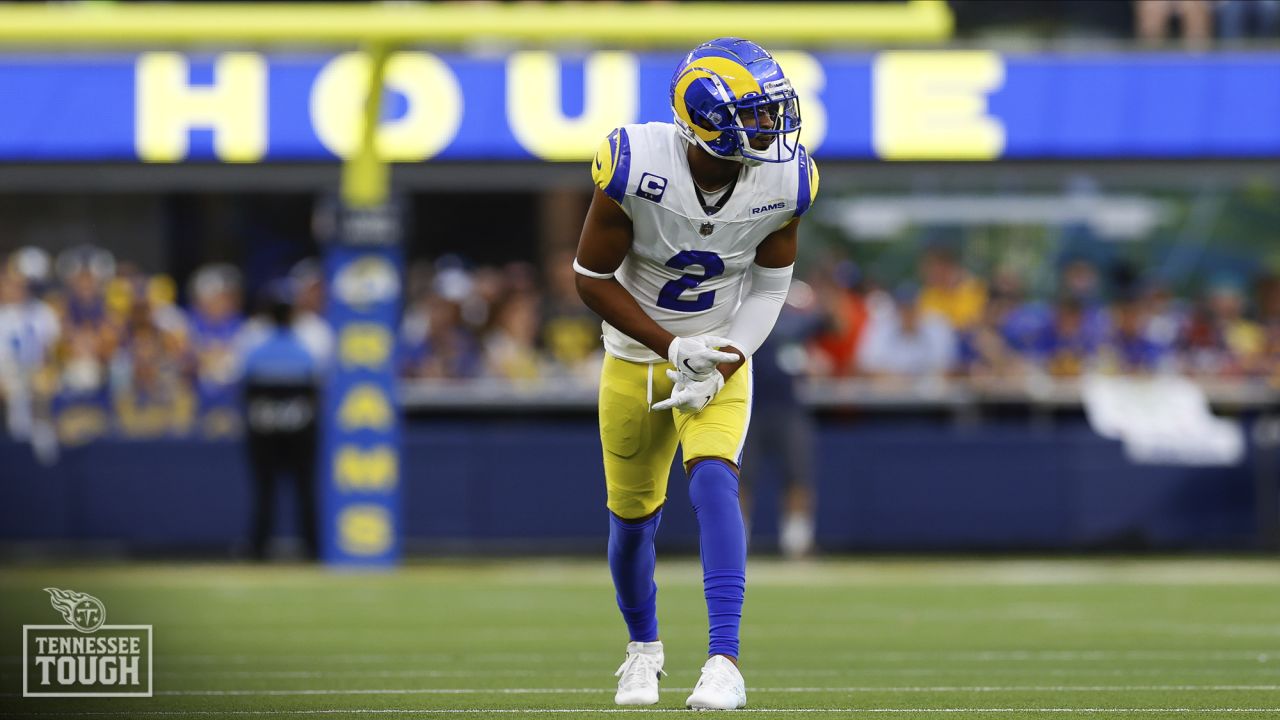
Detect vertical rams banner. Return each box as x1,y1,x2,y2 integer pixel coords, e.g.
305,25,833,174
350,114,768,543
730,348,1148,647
0,51,1278,161
318,198,404,567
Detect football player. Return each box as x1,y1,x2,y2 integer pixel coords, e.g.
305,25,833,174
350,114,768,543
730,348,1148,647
574,37,819,710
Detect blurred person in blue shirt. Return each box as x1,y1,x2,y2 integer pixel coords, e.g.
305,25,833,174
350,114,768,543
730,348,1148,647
51,245,113,339
399,264,483,380
1099,293,1171,375
187,264,245,434
858,283,958,379
1038,296,1104,377
242,287,320,561
961,267,1040,381
239,259,334,372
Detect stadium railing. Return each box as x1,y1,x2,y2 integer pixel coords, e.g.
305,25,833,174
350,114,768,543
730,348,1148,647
398,377,1280,413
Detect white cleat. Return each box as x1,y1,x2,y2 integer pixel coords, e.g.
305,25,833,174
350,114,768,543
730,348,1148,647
685,654,746,710
614,640,666,706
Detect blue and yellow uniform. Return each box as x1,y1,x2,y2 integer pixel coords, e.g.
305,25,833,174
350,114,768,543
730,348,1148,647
582,39,817,700
591,119,816,519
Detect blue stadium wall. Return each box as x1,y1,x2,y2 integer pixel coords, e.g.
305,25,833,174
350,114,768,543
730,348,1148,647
0,419,1262,553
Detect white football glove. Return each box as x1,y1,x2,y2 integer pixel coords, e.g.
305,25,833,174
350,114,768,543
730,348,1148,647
652,369,725,414
667,335,740,379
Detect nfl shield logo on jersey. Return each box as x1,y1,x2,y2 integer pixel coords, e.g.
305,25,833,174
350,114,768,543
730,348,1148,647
699,222,714,236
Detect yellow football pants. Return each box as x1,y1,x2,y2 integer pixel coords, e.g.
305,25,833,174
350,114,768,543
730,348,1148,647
597,354,752,519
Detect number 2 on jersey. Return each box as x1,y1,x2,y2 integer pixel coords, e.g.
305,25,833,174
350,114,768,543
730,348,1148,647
657,250,724,312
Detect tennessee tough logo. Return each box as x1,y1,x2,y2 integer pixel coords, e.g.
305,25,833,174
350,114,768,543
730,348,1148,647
23,587,153,697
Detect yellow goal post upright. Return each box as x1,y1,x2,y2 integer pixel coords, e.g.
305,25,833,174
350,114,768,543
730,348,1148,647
0,1,952,566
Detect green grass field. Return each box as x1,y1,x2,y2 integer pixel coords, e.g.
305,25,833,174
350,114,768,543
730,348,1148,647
3,558,1280,719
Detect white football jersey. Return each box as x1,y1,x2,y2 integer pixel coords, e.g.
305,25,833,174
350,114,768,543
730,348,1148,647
590,122,819,362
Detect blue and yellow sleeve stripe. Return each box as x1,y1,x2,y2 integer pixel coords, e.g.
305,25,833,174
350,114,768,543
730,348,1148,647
591,127,631,206
795,146,819,218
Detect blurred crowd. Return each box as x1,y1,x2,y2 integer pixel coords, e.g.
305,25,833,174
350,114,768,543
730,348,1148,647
0,246,333,447
798,248,1280,389
2,243,1278,445
948,0,1279,46
0,245,608,447
399,249,603,385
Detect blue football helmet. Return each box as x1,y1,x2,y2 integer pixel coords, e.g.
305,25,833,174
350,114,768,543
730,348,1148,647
669,37,802,166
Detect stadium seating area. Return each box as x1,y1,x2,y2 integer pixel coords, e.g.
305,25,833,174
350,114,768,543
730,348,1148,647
1,242,1277,444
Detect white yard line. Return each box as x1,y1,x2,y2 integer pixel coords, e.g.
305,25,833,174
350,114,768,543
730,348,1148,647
7,708,1280,717
7,649,1273,665
11,666,1279,676
143,685,1280,697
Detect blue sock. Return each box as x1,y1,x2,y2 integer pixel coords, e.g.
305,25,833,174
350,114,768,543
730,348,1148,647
608,509,662,643
688,460,747,659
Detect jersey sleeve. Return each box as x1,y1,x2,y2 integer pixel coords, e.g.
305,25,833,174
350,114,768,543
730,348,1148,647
591,127,632,207
794,146,819,218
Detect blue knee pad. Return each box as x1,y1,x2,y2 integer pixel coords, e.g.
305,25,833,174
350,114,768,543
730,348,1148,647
688,459,747,659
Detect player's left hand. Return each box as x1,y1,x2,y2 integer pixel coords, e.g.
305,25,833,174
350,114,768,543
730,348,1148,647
667,335,741,380
651,369,725,414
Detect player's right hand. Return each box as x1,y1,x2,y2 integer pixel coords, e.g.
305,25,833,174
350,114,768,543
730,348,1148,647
651,369,725,414
667,336,740,379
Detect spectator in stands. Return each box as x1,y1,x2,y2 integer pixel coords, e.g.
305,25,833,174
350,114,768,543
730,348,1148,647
1099,292,1171,375
287,259,334,367
918,244,987,333
1197,277,1264,377
112,322,195,438
187,264,245,434
1215,0,1280,40
484,291,545,382
0,261,60,441
240,258,334,372
541,249,603,380
962,268,1034,382
400,288,483,380
808,259,867,377
1057,256,1110,341
460,261,502,331
10,247,55,303
1139,281,1187,359
109,272,187,367
51,246,114,363
1061,256,1098,298
858,283,957,379
1039,296,1102,377
1136,0,1213,47
51,325,110,446
1257,274,1280,386
1179,277,1266,377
